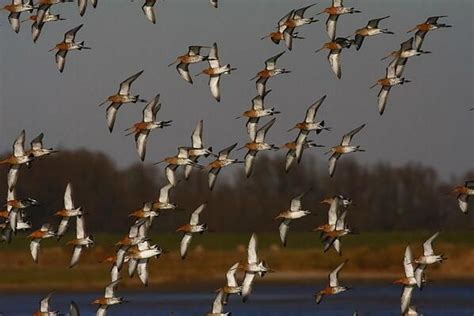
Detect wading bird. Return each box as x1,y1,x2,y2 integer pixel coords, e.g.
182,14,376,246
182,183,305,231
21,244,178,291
49,24,90,73
315,260,350,304
125,94,172,161
326,124,365,177
99,70,147,132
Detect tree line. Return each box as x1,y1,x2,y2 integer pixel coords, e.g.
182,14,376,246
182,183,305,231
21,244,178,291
0,149,472,233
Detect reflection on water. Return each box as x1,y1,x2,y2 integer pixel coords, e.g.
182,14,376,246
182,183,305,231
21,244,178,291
0,283,473,315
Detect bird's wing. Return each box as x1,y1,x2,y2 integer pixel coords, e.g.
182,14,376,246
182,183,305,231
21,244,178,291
191,120,204,148
64,24,83,43
265,51,285,70
278,219,291,246
458,194,469,214
75,215,86,239
142,0,156,24
329,260,346,287
158,183,173,203
13,130,26,157
57,218,70,238
190,203,206,225
39,293,52,312
226,262,240,287
177,62,193,84
377,86,391,115
328,50,342,79
142,94,160,122
208,168,221,190
242,273,256,302
328,153,341,177
136,131,149,162
247,233,258,264
119,70,144,95
255,118,276,143
403,245,415,278
423,232,439,256
7,165,20,192
304,95,327,123
137,258,149,285
180,233,193,259
400,37,414,51
244,151,256,178
64,182,74,210
212,290,224,313
30,133,44,151
367,16,389,29
69,301,80,316
104,280,120,298
30,239,40,263
78,0,87,16
70,245,83,268
341,124,366,146
218,143,237,160
106,102,121,132
209,75,221,102
326,15,339,40
400,286,414,315
208,43,220,68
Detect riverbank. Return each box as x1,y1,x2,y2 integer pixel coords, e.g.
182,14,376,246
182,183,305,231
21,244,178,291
0,232,472,292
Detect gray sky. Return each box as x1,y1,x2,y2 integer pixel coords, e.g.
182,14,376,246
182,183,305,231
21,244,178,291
0,0,472,179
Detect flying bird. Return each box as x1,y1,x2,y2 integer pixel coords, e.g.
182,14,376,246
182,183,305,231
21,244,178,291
326,124,366,177
241,118,279,178
127,240,163,285
381,38,431,77
236,91,280,141
2,0,34,33
393,246,425,314
49,24,90,73
27,133,58,159
288,95,330,161
218,262,242,305
92,280,127,316
240,234,272,302
23,6,66,42
33,293,59,315
55,182,83,240
67,214,94,268
413,232,446,288
0,130,35,191
407,16,451,51
281,138,323,172
315,260,350,304
317,0,361,40
250,51,291,96
449,181,474,214
354,16,394,50
275,189,312,246
370,58,411,115
198,42,236,102
282,4,319,42
183,120,215,180
206,143,243,190
176,203,208,259
315,37,353,79
28,223,55,263
125,94,172,161
169,46,209,84
155,147,203,186
261,10,304,50
99,70,147,132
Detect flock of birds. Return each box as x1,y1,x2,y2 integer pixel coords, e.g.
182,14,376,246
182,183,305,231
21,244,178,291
0,0,468,315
